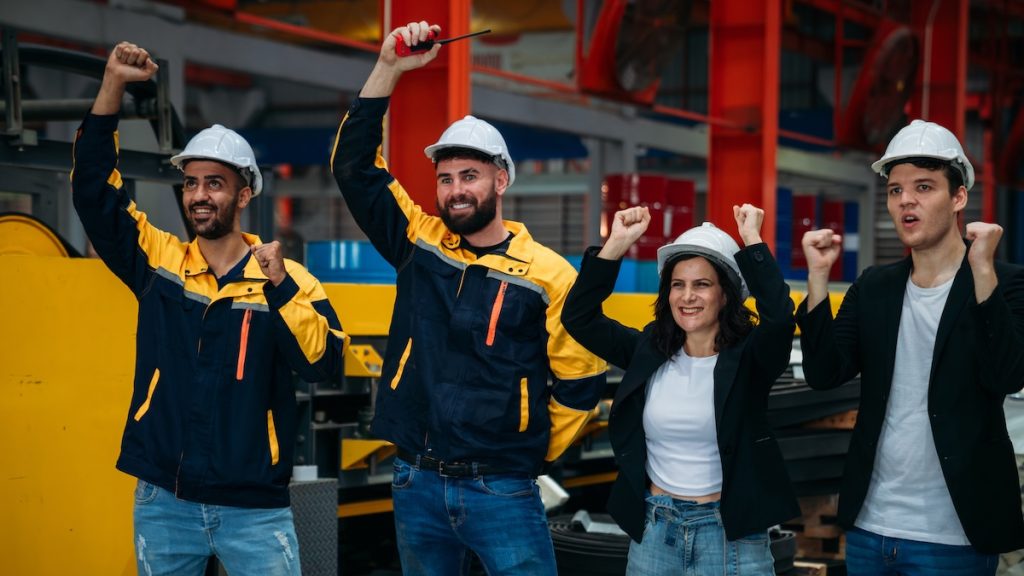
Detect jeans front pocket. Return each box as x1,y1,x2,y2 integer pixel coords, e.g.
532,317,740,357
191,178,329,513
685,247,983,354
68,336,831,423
134,479,160,505
478,474,535,497
392,458,416,490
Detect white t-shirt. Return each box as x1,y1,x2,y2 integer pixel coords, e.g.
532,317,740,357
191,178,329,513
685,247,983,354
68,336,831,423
855,275,970,545
643,349,722,496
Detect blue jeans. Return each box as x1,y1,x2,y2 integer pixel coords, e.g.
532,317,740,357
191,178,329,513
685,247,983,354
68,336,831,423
390,456,556,576
846,527,997,576
626,493,774,576
133,479,301,576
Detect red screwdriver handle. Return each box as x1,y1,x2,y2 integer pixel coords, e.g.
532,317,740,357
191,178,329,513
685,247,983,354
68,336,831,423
395,30,438,57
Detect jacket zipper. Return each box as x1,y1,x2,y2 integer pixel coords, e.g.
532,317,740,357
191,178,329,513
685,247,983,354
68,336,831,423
174,452,184,496
485,281,508,347
236,308,253,380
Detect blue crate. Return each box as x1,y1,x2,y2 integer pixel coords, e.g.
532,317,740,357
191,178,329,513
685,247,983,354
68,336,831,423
565,255,659,293
305,241,396,284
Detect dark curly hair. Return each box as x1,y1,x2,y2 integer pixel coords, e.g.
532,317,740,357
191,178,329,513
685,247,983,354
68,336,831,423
651,254,756,358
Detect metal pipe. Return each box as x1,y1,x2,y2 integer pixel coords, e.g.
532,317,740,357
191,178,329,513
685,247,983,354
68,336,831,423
778,129,836,147
0,98,158,121
652,103,747,129
472,65,580,95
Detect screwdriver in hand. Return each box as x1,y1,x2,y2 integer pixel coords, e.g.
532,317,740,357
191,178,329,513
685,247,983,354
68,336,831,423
395,29,492,57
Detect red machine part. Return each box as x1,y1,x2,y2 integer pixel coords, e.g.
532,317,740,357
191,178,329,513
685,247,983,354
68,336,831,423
577,0,688,105
839,21,919,150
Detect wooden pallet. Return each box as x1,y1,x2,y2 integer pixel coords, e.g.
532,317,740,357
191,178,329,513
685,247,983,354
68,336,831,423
792,561,828,576
803,409,858,430
782,494,846,560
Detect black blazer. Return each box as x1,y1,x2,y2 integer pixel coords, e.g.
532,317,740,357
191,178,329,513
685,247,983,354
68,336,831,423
796,249,1024,554
562,243,801,542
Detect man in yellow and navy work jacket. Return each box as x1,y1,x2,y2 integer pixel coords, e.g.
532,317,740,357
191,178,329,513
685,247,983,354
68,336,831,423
72,42,347,576
331,21,607,576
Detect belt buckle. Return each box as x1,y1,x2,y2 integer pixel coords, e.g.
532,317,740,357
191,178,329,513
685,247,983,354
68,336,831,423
439,461,471,477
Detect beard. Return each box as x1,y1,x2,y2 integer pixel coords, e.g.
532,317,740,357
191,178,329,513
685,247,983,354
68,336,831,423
188,197,239,240
436,187,498,236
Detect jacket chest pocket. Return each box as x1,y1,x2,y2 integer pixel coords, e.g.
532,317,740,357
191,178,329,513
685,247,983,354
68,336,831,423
482,280,542,347
149,279,195,356
412,252,460,321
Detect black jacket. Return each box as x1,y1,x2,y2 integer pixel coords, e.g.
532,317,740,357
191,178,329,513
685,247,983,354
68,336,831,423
562,244,800,542
797,249,1024,554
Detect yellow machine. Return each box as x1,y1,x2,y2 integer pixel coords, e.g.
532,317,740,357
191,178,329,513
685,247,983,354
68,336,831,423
0,214,843,574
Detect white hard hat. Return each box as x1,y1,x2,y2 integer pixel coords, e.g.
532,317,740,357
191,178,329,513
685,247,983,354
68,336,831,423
170,124,263,196
424,115,516,186
871,119,974,191
656,222,748,299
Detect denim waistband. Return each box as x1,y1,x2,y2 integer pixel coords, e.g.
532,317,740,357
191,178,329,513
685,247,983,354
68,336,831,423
645,492,722,525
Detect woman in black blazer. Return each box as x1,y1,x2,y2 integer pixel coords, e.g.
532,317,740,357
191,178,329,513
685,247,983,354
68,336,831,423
562,204,800,575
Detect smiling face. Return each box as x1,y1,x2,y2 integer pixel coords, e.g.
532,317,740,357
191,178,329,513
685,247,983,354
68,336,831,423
182,160,251,240
667,256,726,339
434,157,506,236
885,162,966,252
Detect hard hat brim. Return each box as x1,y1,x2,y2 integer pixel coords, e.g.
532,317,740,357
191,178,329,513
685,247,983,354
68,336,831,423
656,243,749,300
168,153,263,197
870,152,973,191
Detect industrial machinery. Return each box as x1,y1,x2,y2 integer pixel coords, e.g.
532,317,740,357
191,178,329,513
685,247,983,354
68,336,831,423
1,36,855,575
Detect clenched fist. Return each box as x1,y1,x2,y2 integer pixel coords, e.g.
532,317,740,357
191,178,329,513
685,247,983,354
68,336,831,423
106,42,159,84
733,204,765,247
251,241,286,287
801,229,843,275
598,206,651,261
965,222,1003,272
92,42,159,115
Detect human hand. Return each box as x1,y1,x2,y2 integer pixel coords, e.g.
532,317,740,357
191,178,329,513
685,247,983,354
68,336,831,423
380,21,443,71
733,204,764,247
801,229,842,275
965,222,1003,273
252,241,287,286
105,41,159,84
598,206,651,260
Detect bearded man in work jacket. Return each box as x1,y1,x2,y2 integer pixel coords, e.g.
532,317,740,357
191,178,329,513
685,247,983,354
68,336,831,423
330,20,607,576
72,42,348,576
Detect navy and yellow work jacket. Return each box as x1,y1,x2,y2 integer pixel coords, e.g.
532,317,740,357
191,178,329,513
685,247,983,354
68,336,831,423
331,97,607,475
72,114,348,508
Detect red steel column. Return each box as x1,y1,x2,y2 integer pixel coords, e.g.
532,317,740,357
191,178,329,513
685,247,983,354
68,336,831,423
708,0,781,251
909,0,968,138
384,0,471,213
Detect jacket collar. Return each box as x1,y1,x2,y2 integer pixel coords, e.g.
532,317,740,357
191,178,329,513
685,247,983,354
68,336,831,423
183,232,268,283
441,220,536,276
929,246,973,379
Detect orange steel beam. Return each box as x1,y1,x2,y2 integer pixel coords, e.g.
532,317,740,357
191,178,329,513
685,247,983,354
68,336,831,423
384,0,471,213
708,0,781,251
234,11,379,52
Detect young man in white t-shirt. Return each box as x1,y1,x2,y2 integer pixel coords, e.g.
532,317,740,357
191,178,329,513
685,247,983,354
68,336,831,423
797,119,1024,576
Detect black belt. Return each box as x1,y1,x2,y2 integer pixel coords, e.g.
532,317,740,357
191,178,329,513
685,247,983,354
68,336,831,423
397,449,500,477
